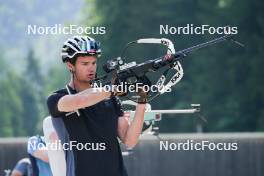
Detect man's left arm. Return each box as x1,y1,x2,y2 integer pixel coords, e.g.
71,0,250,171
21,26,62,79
117,104,146,148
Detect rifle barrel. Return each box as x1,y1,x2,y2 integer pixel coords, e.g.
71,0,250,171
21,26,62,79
174,34,232,58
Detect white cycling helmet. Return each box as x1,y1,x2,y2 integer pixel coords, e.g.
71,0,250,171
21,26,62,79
61,36,101,63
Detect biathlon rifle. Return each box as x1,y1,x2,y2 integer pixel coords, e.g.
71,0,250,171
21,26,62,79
92,34,244,103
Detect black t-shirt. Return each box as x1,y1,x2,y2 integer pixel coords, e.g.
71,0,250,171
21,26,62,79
47,86,128,176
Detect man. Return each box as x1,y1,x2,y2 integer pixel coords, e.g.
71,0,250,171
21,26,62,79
46,36,147,176
27,136,53,176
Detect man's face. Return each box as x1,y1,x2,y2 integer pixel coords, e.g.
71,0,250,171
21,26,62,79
70,55,97,83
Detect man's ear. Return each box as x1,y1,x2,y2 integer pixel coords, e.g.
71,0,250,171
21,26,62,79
66,62,75,73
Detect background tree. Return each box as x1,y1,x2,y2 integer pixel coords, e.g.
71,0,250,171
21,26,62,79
84,0,264,132
0,0,263,136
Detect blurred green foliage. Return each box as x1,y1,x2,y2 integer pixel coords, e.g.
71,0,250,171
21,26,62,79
0,0,263,136
84,0,264,132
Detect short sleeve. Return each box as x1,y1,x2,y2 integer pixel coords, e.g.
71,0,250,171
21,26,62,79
47,92,66,117
27,136,40,155
112,97,124,117
27,136,46,155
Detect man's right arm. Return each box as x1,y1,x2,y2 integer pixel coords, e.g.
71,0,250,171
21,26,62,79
57,88,111,112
